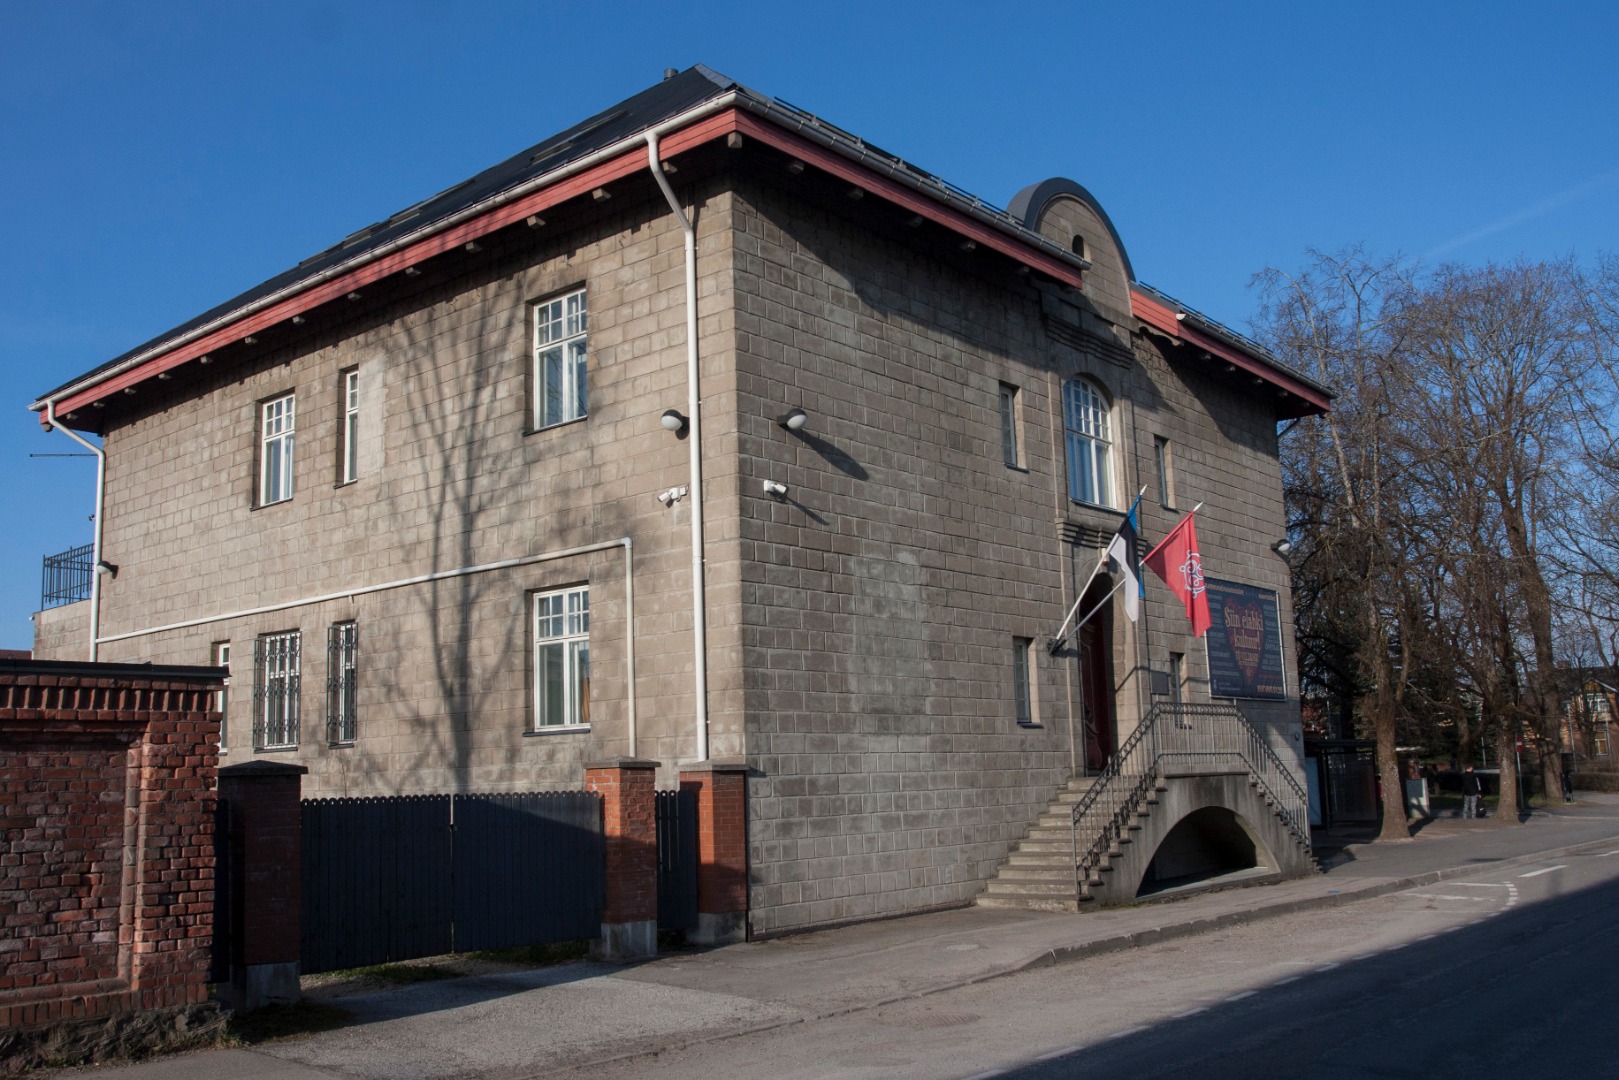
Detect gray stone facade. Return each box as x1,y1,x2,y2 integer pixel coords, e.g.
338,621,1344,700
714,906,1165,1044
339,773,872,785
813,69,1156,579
33,86,1312,936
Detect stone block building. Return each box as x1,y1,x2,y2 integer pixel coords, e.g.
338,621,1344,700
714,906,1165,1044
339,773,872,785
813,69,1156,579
31,66,1329,934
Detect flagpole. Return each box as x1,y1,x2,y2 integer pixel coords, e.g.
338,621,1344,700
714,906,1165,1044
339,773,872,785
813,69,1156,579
1051,550,1109,648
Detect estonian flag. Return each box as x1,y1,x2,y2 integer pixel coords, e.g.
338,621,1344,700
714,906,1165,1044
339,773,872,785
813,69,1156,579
1105,496,1142,623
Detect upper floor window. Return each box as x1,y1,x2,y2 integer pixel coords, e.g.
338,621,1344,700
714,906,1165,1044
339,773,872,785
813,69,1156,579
999,383,1021,468
260,393,296,505
1063,378,1113,507
534,586,589,729
534,288,587,428
1154,436,1176,508
339,369,360,485
253,630,301,750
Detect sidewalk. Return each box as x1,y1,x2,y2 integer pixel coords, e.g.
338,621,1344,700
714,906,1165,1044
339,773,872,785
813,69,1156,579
68,798,1619,1080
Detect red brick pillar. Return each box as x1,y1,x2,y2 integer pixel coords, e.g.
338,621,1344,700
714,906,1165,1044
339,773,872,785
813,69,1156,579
679,762,748,945
585,758,659,961
217,760,306,1010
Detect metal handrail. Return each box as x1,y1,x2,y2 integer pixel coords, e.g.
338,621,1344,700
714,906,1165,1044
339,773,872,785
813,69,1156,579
1070,702,1311,896
41,542,94,610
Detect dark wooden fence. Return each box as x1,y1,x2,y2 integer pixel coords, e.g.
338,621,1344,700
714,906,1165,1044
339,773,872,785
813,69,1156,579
300,791,602,974
656,788,698,932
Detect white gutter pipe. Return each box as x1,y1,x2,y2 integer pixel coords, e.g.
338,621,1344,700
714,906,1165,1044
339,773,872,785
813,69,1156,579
645,131,710,762
43,401,105,662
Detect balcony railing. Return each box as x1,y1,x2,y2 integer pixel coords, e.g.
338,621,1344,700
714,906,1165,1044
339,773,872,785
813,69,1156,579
41,543,94,610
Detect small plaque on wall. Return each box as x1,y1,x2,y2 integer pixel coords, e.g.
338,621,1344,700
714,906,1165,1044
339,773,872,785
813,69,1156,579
1203,578,1287,700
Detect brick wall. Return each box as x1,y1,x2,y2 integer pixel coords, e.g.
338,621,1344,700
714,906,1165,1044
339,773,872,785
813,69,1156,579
0,660,222,1039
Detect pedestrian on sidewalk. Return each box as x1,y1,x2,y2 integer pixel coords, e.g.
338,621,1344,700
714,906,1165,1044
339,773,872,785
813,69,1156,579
1462,765,1482,820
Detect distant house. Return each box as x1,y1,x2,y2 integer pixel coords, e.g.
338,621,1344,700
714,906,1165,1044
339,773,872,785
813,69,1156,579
31,66,1328,934
1564,674,1617,769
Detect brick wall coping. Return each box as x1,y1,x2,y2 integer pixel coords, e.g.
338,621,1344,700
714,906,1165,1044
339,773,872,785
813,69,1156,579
678,760,749,773
0,658,227,683
219,760,309,778
585,758,660,771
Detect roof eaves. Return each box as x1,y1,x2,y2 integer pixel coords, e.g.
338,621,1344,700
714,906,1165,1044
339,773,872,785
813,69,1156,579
1133,280,1334,400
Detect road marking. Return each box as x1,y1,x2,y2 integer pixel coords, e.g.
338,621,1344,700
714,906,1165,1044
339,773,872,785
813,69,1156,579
1450,882,1512,888
1418,894,1497,902
1106,1026,1148,1040
962,1071,1006,1079
1172,1007,1207,1019
1275,976,1301,986
1595,851,1619,858
1519,865,1566,878
1316,962,1340,972
1228,990,1257,1002
1035,1046,1083,1061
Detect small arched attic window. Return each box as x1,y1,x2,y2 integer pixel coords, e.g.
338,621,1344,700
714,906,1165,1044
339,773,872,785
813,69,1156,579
1063,377,1114,508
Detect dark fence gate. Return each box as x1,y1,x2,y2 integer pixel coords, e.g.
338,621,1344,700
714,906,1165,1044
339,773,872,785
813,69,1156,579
210,798,233,985
656,788,698,931
300,791,602,974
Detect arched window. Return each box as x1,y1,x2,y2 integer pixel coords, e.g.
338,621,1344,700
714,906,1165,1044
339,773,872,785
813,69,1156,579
1064,378,1113,507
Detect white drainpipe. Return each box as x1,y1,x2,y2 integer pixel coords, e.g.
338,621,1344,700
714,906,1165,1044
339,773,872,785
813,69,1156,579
645,131,710,762
43,401,105,662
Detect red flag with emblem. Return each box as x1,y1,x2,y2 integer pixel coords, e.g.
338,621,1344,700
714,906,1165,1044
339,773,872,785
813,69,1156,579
1143,511,1211,637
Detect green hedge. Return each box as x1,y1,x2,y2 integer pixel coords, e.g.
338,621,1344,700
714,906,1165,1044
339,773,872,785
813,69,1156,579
1572,772,1619,794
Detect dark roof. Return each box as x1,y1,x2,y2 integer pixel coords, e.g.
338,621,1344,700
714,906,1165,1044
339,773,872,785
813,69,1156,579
37,65,740,403
1133,280,1332,399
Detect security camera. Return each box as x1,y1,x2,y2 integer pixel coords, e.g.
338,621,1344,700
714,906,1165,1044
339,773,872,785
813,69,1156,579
762,480,789,498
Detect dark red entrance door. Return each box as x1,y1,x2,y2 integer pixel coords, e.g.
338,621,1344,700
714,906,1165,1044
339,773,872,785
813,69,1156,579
1078,618,1115,772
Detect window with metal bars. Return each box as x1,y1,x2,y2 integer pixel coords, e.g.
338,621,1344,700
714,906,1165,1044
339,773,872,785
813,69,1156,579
326,622,358,745
253,630,301,750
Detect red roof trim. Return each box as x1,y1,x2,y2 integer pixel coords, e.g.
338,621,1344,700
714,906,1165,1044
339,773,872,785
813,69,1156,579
48,107,1086,422
1132,287,1330,416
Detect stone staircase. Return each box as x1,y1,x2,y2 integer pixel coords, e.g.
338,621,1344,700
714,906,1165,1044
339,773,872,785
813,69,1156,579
978,703,1317,911
977,774,1152,911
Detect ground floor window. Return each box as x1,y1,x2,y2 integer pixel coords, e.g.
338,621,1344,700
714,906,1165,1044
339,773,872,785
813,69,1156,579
254,630,301,749
213,641,231,751
534,586,589,729
326,621,358,745
1013,636,1034,725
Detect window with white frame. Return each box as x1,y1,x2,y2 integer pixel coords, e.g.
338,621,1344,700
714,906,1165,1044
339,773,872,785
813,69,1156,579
260,393,296,505
340,369,360,484
253,630,301,749
213,641,231,752
999,383,1021,467
1013,636,1034,726
1063,378,1113,507
326,622,358,745
533,289,587,428
534,587,589,729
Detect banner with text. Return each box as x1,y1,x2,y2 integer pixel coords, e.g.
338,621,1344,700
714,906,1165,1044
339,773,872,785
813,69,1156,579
1203,579,1286,700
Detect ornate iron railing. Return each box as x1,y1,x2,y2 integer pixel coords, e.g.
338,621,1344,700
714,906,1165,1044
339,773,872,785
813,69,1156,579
1070,702,1311,897
40,543,93,610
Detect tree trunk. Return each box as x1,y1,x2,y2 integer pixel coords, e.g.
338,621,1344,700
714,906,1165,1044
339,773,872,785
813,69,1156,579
1374,698,1411,841
1493,727,1521,825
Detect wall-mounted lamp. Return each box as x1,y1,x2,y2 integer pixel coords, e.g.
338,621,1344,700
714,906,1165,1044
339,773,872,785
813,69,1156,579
762,480,789,499
777,407,808,433
95,559,119,578
661,409,688,435
1271,539,1293,557
657,486,687,507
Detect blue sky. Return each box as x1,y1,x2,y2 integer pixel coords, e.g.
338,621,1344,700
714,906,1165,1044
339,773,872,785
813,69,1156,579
3,1,1616,650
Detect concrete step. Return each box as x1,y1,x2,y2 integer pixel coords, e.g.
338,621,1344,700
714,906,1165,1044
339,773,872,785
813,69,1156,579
976,894,1083,913
995,866,1075,884
983,879,1076,898
1006,852,1074,868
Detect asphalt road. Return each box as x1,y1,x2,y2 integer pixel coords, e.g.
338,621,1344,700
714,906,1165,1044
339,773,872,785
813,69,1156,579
571,839,1619,1080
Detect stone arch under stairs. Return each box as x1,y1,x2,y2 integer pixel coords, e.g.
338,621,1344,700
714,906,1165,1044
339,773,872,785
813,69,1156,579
978,768,1316,912
1085,771,1315,905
